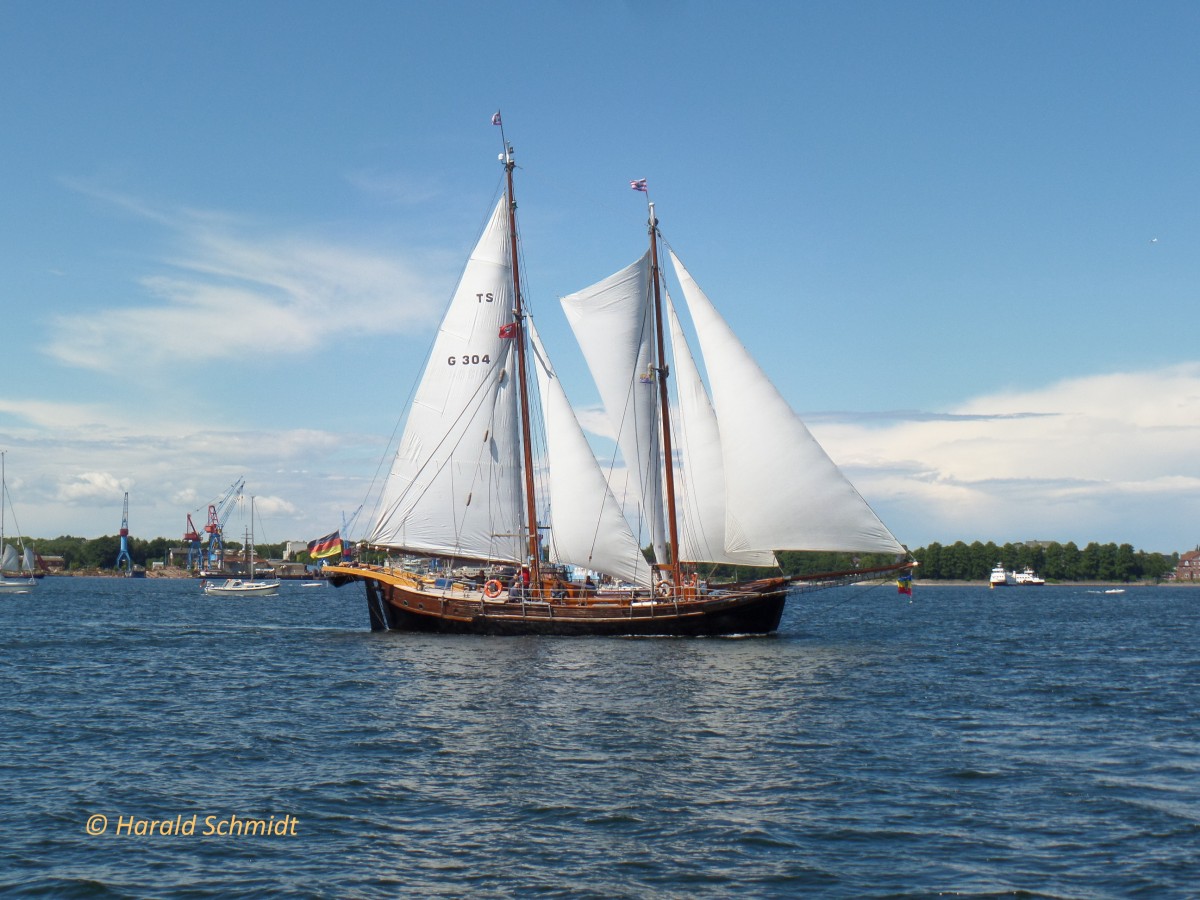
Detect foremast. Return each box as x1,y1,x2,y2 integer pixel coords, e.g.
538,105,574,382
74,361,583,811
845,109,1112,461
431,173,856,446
499,129,542,589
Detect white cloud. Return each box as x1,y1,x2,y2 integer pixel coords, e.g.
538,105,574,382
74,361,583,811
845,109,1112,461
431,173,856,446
573,404,616,441
2,413,377,543
56,472,128,504
7,363,1200,551
811,363,1200,550
0,398,116,432
45,189,449,373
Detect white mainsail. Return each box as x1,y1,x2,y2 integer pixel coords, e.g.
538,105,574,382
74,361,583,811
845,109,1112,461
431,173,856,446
669,250,905,556
560,251,668,564
369,198,525,562
665,291,778,567
527,319,653,588
1,544,18,572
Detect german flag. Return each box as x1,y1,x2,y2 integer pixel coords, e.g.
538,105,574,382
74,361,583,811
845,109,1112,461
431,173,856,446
307,531,343,559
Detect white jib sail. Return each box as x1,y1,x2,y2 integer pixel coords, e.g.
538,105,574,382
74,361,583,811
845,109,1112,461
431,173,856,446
560,251,667,564
1,544,18,572
670,250,906,556
665,290,778,567
527,319,653,588
369,198,525,562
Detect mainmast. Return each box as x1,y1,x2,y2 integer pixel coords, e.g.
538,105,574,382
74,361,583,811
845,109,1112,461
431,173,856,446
647,202,682,588
500,134,543,587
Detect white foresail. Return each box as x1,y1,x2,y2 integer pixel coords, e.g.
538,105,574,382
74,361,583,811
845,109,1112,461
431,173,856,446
369,198,525,562
665,291,779,567
527,319,654,588
1,544,17,572
669,250,906,556
21,547,35,574
560,251,668,563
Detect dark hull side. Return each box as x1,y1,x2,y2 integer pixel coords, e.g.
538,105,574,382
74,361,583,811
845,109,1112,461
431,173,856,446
342,572,786,637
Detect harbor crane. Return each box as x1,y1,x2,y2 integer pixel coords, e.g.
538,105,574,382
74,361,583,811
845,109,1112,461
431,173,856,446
199,477,245,574
114,492,132,576
183,513,202,570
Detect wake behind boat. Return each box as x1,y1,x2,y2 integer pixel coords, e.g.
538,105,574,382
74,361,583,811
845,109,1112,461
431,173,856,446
325,121,912,635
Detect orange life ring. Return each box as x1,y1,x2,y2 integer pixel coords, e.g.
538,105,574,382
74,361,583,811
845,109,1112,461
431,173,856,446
483,579,503,599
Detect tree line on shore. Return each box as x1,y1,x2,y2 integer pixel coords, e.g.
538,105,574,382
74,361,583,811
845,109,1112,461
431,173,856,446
909,541,1178,582
16,535,294,572
9,534,1184,583
702,542,1180,584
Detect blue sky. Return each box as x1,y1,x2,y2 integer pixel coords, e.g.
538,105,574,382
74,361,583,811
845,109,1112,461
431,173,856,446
2,1,1198,553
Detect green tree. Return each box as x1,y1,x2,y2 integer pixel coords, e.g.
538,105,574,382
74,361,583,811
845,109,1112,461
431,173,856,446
1114,543,1137,582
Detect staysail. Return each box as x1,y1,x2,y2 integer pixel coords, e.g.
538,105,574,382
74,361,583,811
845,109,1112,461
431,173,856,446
369,198,525,562
560,252,668,564
669,250,905,556
527,319,653,587
665,290,778,567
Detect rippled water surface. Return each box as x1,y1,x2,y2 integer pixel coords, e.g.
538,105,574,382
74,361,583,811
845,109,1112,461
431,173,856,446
2,577,1198,897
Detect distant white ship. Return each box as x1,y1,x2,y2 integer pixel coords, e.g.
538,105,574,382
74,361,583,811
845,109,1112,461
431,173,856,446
990,564,1045,588
1013,566,1046,585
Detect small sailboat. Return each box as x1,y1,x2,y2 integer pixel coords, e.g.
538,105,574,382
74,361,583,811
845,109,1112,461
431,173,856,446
324,123,911,635
0,452,37,594
203,496,281,597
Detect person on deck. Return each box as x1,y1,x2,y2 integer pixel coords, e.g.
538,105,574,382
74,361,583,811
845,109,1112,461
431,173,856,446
514,565,530,600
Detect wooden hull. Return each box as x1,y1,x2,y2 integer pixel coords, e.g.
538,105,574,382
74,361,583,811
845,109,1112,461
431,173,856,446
325,565,787,637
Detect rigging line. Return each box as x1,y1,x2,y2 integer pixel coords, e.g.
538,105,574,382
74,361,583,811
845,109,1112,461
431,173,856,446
787,576,901,628
480,354,526,564
572,297,661,568
614,254,668,559
662,305,723,567
530,327,647,582
371,344,516,538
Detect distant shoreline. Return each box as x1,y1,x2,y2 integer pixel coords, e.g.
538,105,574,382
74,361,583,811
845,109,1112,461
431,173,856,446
37,568,318,580
911,579,1197,587
34,571,1195,587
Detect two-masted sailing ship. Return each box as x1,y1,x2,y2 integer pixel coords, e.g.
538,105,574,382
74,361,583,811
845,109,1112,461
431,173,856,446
324,125,912,635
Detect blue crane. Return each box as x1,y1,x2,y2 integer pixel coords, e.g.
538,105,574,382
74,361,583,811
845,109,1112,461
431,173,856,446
115,492,132,576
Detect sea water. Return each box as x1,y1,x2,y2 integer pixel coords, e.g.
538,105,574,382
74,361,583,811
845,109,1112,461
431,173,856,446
2,578,1197,897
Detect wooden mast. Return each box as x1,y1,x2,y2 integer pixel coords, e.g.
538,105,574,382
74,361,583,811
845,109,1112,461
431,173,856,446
647,202,682,589
502,137,542,590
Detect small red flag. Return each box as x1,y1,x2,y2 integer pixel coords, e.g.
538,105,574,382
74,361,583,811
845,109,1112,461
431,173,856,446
498,323,517,338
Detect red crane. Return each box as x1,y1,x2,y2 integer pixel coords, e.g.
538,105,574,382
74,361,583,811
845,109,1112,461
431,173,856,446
197,477,244,574
184,514,201,570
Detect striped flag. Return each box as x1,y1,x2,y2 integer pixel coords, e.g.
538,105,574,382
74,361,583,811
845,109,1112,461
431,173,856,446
307,531,343,559
897,573,913,596
630,178,648,192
